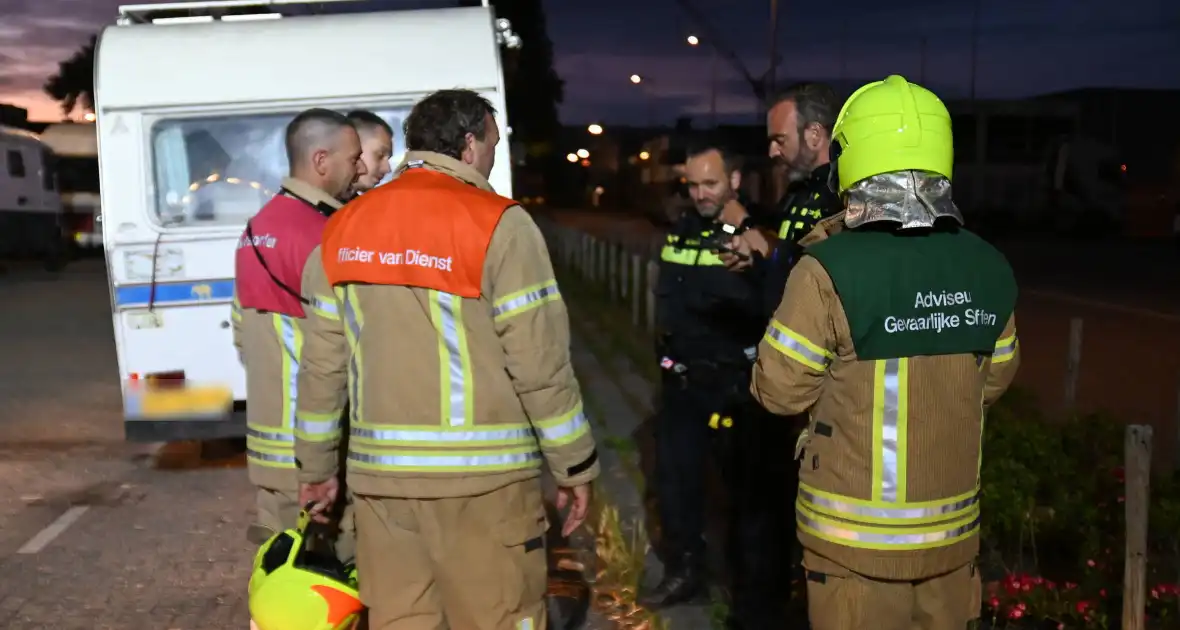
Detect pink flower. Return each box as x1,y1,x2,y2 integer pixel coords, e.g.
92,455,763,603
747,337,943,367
1086,559,1096,567
1077,601,1093,613
1152,588,1160,599
1065,581,1078,590
1100,588,1107,597
988,597,1001,608
1009,608,1024,620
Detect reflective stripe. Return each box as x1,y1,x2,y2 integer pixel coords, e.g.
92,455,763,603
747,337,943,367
992,333,1017,364
247,425,293,442
297,417,340,436
798,483,979,525
272,314,303,430
493,281,561,321
797,501,980,551
351,424,536,446
660,244,725,266
534,406,590,447
342,286,363,426
872,358,909,503
349,449,542,472
764,321,832,371
431,291,472,428
248,449,297,465
311,294,340,321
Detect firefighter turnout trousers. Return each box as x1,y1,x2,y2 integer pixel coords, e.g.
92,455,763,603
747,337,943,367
353,479,548,630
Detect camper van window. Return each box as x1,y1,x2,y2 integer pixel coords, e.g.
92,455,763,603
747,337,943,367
150,108,407,227
6,149,25,178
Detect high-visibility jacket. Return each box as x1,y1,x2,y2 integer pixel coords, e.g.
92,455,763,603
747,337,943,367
231,178,342,491
293,151,600,499
751,213,1022,581
655,211,764,364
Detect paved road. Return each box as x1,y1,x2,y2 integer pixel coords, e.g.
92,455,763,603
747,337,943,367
543,209,1180,466
0,259,255,628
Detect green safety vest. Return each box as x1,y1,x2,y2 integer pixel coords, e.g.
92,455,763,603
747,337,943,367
806,228,1016,361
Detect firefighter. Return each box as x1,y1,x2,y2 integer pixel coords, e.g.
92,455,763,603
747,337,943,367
232,107,365,560
292,89,600,629
345,110,394,198
636,139,768,613
750,75,1022,630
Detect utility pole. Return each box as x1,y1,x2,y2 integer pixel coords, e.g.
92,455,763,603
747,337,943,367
710,49,719,128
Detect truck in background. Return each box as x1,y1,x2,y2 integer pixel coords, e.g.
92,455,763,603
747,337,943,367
40,122,103,252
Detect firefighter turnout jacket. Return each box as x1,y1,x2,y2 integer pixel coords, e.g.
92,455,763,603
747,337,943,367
232,178,343,492
657,210,764,364
751,214,1021,581
292,151,600,499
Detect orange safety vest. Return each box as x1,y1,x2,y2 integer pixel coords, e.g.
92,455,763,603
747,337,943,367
321,168,516,297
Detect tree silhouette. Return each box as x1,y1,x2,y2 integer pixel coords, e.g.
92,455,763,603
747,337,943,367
43,35,96,118
492,0,563,152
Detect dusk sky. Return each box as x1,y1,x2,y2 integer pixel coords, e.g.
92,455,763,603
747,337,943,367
1,0,1178,124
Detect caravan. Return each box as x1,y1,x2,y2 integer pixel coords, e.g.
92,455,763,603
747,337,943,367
40,122,103,250
0,125,66,269
96,0,520,441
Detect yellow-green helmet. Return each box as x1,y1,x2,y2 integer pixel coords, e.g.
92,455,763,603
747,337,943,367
249,509,364,630
829,74,953,194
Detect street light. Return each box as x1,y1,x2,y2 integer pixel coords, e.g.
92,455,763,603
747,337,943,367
639,151,651,161
629,74,642,84
686,35,699,46
587,123,603,135
566,153,578,163
576,148,590,159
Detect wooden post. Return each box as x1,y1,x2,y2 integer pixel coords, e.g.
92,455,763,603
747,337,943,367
579,234,589,278
1175,375,1180,471
1122,424,1153,630
631,253,642,327
645,259,658,333
1064,317,1083,408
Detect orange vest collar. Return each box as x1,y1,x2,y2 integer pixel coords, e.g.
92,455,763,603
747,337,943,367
321,168,515,298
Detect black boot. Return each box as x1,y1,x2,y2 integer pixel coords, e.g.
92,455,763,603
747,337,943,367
637,553,706,609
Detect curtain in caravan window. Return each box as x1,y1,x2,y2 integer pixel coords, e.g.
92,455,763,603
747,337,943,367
152,125,190,224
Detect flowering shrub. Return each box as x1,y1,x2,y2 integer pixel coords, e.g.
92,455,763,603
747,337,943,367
977,390,1180,628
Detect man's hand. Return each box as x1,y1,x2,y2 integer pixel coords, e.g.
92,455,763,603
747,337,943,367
555,483,592,537
718,199,749,226
720,229,774,271
299,477,339,524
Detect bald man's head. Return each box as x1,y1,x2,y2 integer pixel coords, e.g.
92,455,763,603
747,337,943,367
284,108,365,201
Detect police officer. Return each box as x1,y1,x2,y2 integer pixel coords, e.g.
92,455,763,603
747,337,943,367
722,82,843,316
638,139,767,612
750,75,1021,630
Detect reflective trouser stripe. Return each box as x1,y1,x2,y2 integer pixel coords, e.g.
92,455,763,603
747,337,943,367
797,500,980,551
348,448,543,473
430,291,472,428
873,358,909,503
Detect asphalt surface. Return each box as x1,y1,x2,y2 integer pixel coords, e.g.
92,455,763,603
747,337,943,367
544,208,1180,466
0,258,255,629
0,257,602,630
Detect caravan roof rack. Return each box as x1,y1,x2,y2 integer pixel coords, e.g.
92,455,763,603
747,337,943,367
116,0,489,25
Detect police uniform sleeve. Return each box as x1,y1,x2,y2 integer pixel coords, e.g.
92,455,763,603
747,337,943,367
750,256,837,415
293,246,350,484
486,206,600,488
983,313,1020,407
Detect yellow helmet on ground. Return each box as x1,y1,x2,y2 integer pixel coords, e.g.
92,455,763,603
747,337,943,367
249,507,364,630
829,74,954,194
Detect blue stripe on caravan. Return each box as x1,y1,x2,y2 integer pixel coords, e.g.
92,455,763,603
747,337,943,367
114,279,236,308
